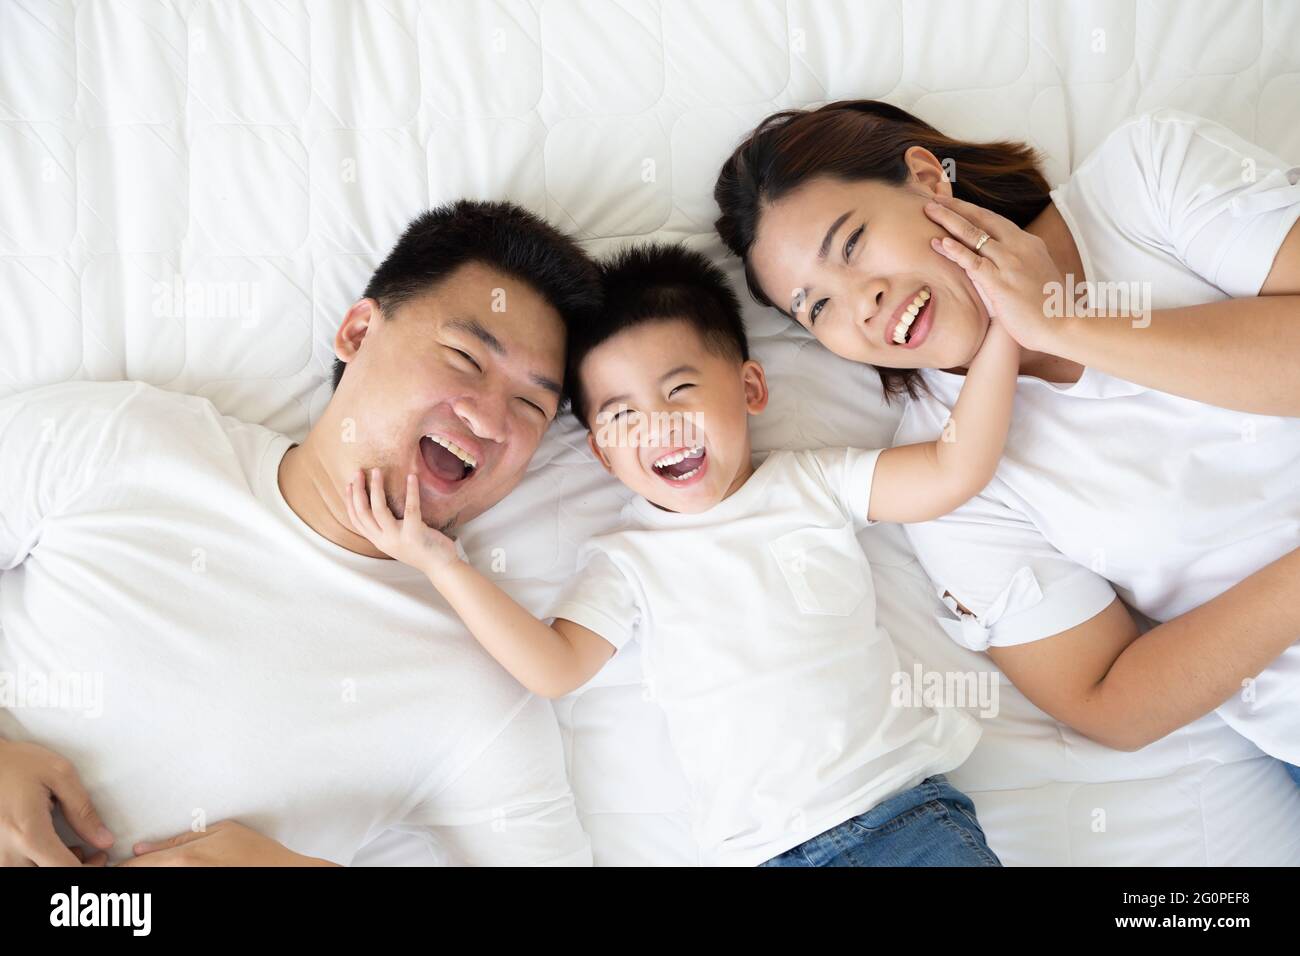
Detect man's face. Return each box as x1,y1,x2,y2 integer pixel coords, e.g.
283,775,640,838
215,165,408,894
331,261,567,532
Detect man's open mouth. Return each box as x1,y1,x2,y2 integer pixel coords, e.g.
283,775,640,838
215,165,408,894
651,445,706,483
420,434,477,483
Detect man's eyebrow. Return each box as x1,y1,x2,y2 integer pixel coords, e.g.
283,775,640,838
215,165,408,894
530,373,562,399
789,210,852,315
447,316,560,402
446,317,505,356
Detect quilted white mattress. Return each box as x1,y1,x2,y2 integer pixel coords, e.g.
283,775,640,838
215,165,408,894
3,0,1299,865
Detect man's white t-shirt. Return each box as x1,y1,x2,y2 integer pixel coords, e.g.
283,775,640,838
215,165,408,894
548,447,982,867
0,380,591,865
895,110,1300,763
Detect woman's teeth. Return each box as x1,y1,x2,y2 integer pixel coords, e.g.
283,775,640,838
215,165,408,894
426,434,477,470
892,287,931,344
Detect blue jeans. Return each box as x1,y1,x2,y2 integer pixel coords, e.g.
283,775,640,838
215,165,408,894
1284,761,1300,788
760,774,1001,867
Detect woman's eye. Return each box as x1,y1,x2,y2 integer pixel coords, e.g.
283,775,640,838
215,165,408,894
519,397,547,417
810,299,827,324
668,384,694,398
844,225,863,259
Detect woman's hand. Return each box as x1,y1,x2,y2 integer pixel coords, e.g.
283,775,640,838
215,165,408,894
925,194,1066,353
345,467,462,578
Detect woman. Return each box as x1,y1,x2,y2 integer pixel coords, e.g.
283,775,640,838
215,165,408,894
713,100,1300,780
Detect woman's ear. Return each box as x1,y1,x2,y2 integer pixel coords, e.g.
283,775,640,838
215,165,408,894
586,430,615,474
903,145,953,199
334,298,380,364
741,359,770,415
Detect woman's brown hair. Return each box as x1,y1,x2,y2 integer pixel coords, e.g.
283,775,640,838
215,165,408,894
714,99,1051,402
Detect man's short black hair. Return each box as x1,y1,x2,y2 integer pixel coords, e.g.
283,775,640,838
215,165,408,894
567,243,748,428
331,200,601,397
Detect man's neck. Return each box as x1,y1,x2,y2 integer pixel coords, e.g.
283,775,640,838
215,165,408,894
277,433,391,559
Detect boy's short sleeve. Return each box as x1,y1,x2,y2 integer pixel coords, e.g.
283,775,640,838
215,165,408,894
547,547,641,651
1143,110,1300,297
802,446,884,530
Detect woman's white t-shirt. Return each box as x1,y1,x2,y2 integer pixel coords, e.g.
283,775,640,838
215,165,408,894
894,110,1300,763
549,448,981,866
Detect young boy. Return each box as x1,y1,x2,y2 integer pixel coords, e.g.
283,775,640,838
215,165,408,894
346,243,1020,866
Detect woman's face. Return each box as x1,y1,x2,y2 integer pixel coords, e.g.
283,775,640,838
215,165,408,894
748,149,989,371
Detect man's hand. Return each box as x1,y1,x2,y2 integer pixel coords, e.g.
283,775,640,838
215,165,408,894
345,467,462,578
0,739,114,866
118,820,337,867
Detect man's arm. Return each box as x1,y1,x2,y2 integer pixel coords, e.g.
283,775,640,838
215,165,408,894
982,547,1300,751
118,820,338,867
0,738,116,866
0,386,134,866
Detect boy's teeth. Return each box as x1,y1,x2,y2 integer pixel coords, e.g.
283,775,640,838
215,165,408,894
426,434,476,469
653,445,703,469
666,466,701,481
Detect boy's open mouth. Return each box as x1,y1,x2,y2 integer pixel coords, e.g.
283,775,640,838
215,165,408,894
420,434,477,483
651,445,707,483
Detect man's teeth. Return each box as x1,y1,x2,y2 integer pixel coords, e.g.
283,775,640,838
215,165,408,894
426,434,476,470
892,287,931,344
653,445,703,470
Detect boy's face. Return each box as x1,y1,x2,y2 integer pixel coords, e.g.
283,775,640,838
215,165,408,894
580,318,768,513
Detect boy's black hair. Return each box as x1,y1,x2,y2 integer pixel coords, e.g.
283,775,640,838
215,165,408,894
331,200,601,398
568,243,748,427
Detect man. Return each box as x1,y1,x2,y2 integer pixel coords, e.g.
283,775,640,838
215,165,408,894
0,200,601,866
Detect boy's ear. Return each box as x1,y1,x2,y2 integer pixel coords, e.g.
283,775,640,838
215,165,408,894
741,359,769,415
586,430,615,474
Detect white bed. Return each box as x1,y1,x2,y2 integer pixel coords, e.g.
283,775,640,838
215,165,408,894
2,0,1298,865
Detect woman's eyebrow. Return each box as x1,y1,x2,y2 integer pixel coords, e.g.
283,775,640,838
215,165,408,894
819,210,853,259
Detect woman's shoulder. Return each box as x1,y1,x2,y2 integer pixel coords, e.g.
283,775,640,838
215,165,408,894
1066,109,1277,195
892,374,958,446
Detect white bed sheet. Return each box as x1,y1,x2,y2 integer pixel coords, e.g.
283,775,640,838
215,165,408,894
2,0,1298,865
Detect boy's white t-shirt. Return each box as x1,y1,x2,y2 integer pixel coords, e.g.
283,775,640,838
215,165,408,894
0,380,591,865
895,110,1300,762
549,447,982,867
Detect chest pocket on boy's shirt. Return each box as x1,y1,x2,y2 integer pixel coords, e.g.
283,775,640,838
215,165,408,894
768,524,872,617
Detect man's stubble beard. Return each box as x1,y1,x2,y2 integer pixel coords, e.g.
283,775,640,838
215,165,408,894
387,490,459,538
